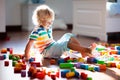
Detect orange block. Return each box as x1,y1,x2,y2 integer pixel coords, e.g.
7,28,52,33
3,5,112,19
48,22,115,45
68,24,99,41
99,64,106,72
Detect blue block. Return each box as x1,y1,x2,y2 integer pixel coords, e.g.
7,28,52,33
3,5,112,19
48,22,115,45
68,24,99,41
80,64,89,70
61,70,70,78
94,66,100,72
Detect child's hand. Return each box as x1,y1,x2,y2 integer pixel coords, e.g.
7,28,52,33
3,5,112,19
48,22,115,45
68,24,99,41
81,48,93,58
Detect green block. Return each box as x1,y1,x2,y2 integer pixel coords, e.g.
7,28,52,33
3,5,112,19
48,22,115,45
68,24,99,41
12,61,17,66
87,77,92,80
9,54,13,60
97,60,104,64
60,63,74,69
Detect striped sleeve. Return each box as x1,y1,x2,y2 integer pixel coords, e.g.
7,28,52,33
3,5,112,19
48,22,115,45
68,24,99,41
29,30,39,40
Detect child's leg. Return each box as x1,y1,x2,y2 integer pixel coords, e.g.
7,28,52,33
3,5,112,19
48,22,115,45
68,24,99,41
67,37,92,57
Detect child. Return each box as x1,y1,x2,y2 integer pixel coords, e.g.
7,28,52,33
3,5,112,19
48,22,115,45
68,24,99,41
24,5,96,61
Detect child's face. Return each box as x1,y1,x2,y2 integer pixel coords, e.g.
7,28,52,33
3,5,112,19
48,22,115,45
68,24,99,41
42,19,54,29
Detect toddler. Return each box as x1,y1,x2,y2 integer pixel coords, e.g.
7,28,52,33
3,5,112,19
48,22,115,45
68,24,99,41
24,5,96,62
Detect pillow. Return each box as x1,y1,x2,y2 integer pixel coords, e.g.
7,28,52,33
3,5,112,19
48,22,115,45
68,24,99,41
52,19,67,30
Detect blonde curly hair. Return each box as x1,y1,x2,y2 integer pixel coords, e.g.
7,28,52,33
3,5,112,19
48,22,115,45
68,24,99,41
32,5,55,26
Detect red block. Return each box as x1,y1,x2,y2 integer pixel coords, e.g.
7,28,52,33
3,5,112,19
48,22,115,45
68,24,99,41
81,72,88,79
4,61,9,66
36,71,45,79
14,67,22,73
111,63,116,67
31,62,41,67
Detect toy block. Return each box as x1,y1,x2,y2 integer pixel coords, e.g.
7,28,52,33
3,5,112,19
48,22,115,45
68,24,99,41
14,67,22,73
87,57,95,63
59,63,74,69
81,72,88,79
29,58,35,63
105,62,111,67
9,48,13,54
0,55,5,60
94,66,100,72
88,66,94,71
9,54,13,60
4,61,9,66
57,59,65,65
118,51,120,55
1,48,7,53
21,70,26,77
74,62,83,68
87,77,93,80
80,64,89,70
67,59,72,63
117,64,120,69
64,56,70,62
31,62,41,67
56,71,59,78
22,64,26,70
50,73,56,80
3,55,7,59
66,72,75,79
74,71,80,78
97,60,104,64
12,61,17,66
116,46,120,50
110,62,116,67
36,71,45,79
61,70,70,78
99,64,106,72
77,57,84,62
110,50,118,55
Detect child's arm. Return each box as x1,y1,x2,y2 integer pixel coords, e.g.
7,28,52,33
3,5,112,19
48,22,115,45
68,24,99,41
24,39,34,61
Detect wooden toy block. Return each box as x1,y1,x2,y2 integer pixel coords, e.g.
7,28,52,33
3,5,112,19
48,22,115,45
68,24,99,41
105,62,111,67
50,73,56,80
80,64,89,70
14,67,22,73
117,64,120,69
110,50,118,55
81,72,88,79
36,71,45,79
64,56,70,62
74,62,83,68
77,57,84,62
66,72,75,79
59,63,74,69
0,55,5,60
21,70,26,77
74,71,80,78
4,61,9,66
99,64,106,72
110,62,116,67
57,59,65,65
9,48,13,54
94,66,100,72
31,62,41,67
22,64,26,70
87,77,93,80
88,66,94,71
97,60,104,64
12,61,17,67
1,48,7,53
61,70,70,78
